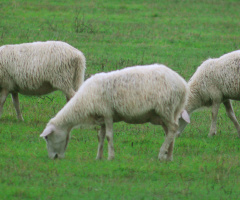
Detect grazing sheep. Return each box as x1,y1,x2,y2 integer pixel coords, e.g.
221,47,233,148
0,41,86,120
177,50,240,137
40,64,190,161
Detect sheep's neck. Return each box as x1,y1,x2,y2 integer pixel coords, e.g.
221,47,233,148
52,95,99,130
186,88,203,114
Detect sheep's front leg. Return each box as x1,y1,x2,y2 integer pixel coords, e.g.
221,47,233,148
11,93,24,121
162,125,175,161
167,139,175,161
0,89,9,119
209,102,220,137
223,100,240,137
158,123,177,161
105,118,115,160
96,125,106,160
64,89,76,102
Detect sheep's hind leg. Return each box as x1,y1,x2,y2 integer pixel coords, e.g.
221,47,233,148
208,102,220,137
223,100,240,137
158,123,177,161
0,89,9,119
105,117,115,160
96,125,106,160
12,92,24,121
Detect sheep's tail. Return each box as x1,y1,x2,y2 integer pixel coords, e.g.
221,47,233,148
73,53,86,91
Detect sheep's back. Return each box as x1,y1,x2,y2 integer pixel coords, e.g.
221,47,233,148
189,50,240,101
83,64,188,118
0,41,83,90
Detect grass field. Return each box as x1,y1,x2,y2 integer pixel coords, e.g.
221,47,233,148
1,0,240,199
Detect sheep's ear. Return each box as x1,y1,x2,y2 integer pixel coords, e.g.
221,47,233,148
181,110,190,123
40,124,55,137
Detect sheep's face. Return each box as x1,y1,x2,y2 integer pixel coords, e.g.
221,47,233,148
40,124,70,159
177,110,191,136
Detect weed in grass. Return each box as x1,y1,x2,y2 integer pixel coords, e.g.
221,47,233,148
73,12,98,34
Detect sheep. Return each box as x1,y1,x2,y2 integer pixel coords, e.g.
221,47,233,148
177,50,240,137
0,41,86,120
40,64,190,161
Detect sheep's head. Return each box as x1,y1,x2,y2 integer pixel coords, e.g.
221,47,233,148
40,124,70,159
177,110,191,136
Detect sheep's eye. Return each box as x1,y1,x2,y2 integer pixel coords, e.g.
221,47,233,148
44,136,48,140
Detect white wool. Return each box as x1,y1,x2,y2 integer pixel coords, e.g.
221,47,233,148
188,50,240,110
51,64,188,127
0,41,86,93
42,64,189,161
0,41,86,120
178,50,240,137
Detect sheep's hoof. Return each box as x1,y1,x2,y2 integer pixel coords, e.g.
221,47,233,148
158,152,168,161
18,116,24,121
208,132,216,137
159,157,173,162
176,132,182,137
166,156,173,161
108,156,115,161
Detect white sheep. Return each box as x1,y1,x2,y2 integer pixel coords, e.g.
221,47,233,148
0,41,86,120
40,64,190,161
178,50,240,137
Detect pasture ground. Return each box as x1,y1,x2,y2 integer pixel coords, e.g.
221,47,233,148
0,0,240,199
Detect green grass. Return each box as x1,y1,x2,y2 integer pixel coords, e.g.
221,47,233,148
1,0,240,199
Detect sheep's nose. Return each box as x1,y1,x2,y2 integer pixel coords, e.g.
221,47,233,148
54,154,58,159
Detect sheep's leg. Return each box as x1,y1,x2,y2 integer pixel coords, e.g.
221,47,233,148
96,125,106,160
163,125,175,161
209,102,220,137
161,125,175,161
64,89,76,102
162,125,168,136
223,100,240,137
167,139,175,161
11,93,24,121
0,89,9,119
158,123,177,161
105,118,115,160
